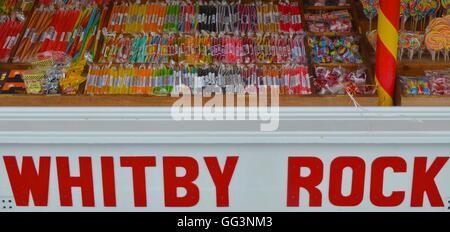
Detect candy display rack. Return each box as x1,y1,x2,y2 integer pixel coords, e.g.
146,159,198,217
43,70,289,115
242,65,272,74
300,0,378,104
353,1,450,106
0,0,380,106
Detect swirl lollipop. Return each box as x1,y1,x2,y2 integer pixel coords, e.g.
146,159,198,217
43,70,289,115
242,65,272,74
401,0,410,29
425,30,446,60
409,0,420,30
416,0,440,30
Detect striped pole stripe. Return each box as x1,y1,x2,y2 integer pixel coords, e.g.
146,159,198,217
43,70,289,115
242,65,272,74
375,0,400,106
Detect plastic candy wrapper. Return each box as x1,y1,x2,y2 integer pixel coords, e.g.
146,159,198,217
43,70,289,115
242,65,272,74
400,76,432,96
307,18,352,33
305,10,352,33
313,66,375,95
426,69,450,95
25,51,72,95
31,51,72,68
308,36,362,64
59,72,86,95
22,71,45,94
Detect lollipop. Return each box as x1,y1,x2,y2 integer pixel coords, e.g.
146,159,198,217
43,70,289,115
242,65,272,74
416,0,440,30
401,0,410,29
427,17,450,32
409,0,420,30
425,30,446,60
360,0,379,30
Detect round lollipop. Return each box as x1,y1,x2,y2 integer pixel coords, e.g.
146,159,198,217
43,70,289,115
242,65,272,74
401,0,410,29
409,0,420,30
425,30,446,60
416,0,439,30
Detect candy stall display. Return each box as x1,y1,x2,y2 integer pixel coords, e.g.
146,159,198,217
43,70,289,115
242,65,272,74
363,0,450,63
0,0,384,106
354,0,449,105
92,0,310,96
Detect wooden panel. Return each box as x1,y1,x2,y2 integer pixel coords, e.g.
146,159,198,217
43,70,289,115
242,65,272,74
0,95,378,107
398,95,450,107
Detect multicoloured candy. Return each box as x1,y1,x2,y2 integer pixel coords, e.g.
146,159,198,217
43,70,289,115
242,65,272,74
308,36,362,64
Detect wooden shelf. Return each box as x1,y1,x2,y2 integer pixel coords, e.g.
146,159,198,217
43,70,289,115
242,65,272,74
0,94,378,107
304,5,351,11
398,59,450,76
397,95,450,106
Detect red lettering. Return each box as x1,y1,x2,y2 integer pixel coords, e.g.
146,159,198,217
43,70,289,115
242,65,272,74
3,156,50,206
163,157,199,207
411,157,449,207
56,157,94,207
101,156,116,207
204,156,239,207
329,157,365,206
370,157,406,207
120,156,156,207
287,157,323,207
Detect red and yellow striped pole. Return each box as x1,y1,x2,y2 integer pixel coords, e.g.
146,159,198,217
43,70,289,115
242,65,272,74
376,0,400,106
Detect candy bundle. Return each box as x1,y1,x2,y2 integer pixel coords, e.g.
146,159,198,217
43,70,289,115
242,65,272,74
105,1,303,35
308,36,362,64
98,33,307,65
401,69,450,96
0,18,24,62
99,34,177,64
428,69,450,95
305,10,352,33
86,64,312,96
313,66,375,95
178,34,212,65
255,35,307,64
13,3,107,63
